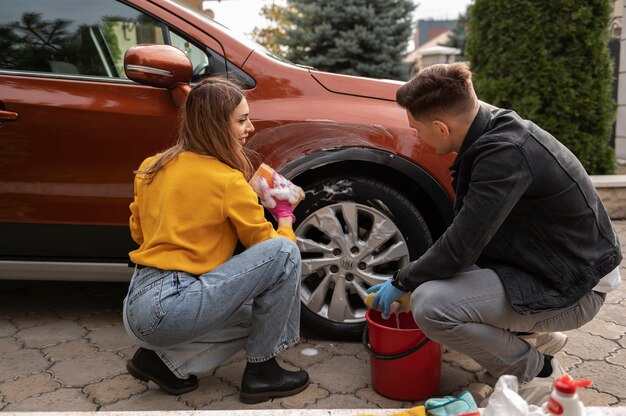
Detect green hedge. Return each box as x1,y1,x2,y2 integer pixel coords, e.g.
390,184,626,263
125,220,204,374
466,0,616,174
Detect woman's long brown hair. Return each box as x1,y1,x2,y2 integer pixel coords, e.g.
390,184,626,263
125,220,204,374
138,77,254,182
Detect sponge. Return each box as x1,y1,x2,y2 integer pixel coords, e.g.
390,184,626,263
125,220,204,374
249,163,304,209
364,291,412,314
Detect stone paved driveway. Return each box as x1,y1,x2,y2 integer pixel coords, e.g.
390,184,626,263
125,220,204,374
1,221,626,411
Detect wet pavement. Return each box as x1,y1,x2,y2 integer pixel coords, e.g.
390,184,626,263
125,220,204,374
1,222,626,412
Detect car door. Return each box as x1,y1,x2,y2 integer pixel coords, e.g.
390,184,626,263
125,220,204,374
0,0,217,265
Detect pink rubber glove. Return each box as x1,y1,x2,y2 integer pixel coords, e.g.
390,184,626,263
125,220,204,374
268,198,296,224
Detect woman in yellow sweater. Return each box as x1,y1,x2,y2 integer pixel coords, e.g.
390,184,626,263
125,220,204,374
122,77,309,404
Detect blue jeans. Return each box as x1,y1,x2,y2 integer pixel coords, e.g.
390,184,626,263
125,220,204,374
123,237,301,378
411,266,604,382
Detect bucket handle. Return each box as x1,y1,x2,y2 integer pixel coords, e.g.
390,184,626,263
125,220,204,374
362,323,431,360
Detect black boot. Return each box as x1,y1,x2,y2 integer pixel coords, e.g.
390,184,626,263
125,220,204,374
240,357,310,404
127,347,198,395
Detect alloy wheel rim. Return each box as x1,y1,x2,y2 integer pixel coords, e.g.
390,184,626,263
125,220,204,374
295,202,410,323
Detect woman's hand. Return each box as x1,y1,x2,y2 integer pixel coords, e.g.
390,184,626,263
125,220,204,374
269,199,296,224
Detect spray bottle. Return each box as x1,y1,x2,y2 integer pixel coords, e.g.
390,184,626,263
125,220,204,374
545,374,592,416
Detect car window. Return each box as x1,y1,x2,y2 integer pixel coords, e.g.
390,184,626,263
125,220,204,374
0,0,210,80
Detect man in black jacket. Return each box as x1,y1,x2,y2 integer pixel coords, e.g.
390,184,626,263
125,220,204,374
367,63,621,405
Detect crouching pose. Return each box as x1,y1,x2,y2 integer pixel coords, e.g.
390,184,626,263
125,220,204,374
369,63,620,406
123,77,309,404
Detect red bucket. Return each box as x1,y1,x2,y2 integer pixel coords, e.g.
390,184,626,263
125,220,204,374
363,309,442,401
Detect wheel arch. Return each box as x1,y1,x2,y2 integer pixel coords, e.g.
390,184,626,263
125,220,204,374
281,148,454,240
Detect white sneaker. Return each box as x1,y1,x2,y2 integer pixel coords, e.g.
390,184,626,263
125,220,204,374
521,332,568,355
518,357,565,406
476,369,498,386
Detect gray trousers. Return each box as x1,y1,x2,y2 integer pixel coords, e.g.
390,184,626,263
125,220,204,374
411,266,605,381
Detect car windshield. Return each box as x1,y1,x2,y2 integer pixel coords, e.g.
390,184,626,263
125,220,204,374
177,2,294,65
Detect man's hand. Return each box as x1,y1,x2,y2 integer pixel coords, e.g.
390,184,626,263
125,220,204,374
366,280,405,319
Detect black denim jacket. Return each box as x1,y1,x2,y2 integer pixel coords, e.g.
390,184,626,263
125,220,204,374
397,105,621,314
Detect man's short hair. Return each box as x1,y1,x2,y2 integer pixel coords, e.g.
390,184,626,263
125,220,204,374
396,62,475,122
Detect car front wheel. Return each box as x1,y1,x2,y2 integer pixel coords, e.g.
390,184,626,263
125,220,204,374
294,176,433,340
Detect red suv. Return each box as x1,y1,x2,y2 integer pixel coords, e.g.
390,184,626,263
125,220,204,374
0,0,454,339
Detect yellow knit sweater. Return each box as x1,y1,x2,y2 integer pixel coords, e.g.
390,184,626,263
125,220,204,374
129,151,295,275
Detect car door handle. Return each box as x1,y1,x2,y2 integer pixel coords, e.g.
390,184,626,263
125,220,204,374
0,110,18,121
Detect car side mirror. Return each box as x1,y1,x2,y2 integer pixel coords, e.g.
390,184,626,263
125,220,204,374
124,44,192,107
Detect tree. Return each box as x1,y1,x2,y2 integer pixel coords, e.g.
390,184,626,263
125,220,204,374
0,12,74,71
445,11,468,61
466,0,616,174
282,0,415,80
251,2,293,57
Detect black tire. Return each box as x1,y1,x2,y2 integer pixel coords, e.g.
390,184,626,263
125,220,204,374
293,176,433,341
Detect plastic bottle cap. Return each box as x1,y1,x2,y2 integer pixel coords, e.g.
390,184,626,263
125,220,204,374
554,374,592,394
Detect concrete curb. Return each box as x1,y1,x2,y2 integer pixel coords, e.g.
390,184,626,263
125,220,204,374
591,174,626,219
1,408,626,415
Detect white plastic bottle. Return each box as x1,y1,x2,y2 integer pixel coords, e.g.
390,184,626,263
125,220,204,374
545,374,592,416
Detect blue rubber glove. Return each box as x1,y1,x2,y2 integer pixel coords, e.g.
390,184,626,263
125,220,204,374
366,280,405,319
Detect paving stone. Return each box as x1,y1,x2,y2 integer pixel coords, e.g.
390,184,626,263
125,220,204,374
607,349,626,366
83,373,147,405
99,388,189,411
355,349,371,363
563,330,619,360
437,362,476,396
11,314,59,330
49,351,126,386
0,300,53,321
308,355,370,393
580,319,626,340
606,289,626,304
279,383,331,409
221,348,246,366
0,349,49,382
2,388,95,411
79,311,123,330
619,336,626,349
0,337,21,353
315,341,365,356
596,303,626,327
570,361,626,399
46,281,125,302
52,291,122,320
179,376,237,408
55,303,107,320
355,386,417,409
443,349,483,373
465,382,493,406
0,372,60,403
0,320,17,337
16,320,87,348
199,391,282,410
280,342,334,369
306,393,375,409
579,388,620,406
43,338,99,362
279,358,301,371
214,358,246,387
557,352,583,372
3,229,626,414
87,324,133,351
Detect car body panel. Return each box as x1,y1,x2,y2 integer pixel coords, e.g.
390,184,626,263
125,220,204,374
0,0,455,280
310,70,401,101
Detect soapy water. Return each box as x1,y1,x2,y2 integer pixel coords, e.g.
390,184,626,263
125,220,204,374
383,312,402,329
300,348,319,357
